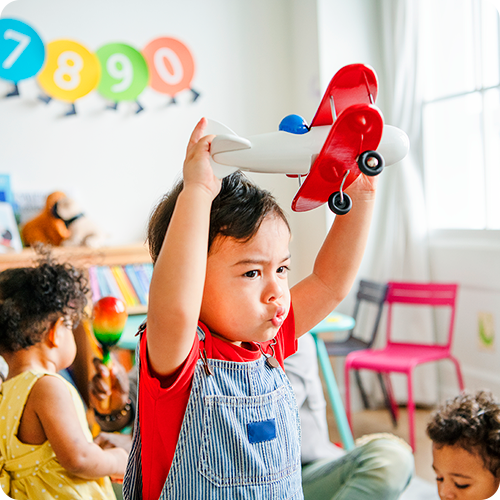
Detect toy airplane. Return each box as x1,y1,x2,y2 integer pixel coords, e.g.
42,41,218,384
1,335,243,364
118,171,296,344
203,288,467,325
208,64,409,215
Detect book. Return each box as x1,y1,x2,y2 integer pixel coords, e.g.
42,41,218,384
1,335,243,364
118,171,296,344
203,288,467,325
134,264,151,301
124,264,148,305
95,266,111,297
118,265,141,305
143,263,153,281
0,202,22,253
88,266,101,301
102,266,125,302
110,265,138,307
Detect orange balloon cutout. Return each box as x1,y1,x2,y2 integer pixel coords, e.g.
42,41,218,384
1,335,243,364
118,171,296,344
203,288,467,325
142,37,195,97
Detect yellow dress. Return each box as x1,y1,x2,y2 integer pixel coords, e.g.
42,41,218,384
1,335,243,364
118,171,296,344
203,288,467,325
0,370,116,500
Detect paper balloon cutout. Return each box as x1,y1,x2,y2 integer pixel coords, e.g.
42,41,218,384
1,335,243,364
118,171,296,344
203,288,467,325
96,43,149,113
96,43,149,101
92,296,128,366
37,39,101,103
0,18,45,96
142,37,199,103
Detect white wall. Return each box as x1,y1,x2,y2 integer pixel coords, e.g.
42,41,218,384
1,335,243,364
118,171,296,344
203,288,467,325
1,0,388,289
0,1,295,245
317,0,384,314
430,232,500,401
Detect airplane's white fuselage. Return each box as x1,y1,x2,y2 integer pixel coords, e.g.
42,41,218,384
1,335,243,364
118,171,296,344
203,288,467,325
208,121,409,179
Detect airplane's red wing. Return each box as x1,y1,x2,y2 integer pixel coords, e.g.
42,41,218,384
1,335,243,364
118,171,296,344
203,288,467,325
292,104,383,212
310,64,378,128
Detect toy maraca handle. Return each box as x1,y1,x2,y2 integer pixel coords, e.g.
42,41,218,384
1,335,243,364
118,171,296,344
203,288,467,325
100,351,113,412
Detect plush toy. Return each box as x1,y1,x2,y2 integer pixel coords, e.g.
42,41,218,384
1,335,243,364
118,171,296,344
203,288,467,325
55,195,105,247
21,191,70,246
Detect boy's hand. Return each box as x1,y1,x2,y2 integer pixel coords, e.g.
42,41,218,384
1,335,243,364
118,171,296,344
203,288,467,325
183,117,221,200
345,171,378,200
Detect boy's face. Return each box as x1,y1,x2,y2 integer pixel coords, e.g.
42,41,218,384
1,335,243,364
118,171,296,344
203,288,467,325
433,443,500,500
200,215,291,345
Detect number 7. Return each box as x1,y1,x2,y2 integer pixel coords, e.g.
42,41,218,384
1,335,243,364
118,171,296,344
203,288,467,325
2,29,31,70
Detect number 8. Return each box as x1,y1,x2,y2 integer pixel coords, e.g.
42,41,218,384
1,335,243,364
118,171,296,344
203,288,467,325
54,50,83,91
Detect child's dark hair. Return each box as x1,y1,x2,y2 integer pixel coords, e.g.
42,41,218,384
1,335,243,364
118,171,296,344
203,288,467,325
147,171,290,263
427,390,500,478
0,250,89,353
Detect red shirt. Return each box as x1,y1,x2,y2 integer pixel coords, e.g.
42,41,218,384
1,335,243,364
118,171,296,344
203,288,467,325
139,308,297,500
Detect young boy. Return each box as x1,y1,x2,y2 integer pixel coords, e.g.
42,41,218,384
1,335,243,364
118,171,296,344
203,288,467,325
427,391,500,500
123,118,379,500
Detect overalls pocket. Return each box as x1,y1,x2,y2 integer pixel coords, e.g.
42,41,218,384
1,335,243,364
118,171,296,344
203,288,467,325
198,384,301,487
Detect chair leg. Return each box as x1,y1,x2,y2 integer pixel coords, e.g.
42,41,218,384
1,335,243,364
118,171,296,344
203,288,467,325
378,372,398,428
345,360,352,429
354,370,370,409
407,370,416,452
313,336,355,450
450,356,465,391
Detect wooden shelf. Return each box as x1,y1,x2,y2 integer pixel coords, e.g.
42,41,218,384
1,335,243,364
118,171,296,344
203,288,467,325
0,243,152,272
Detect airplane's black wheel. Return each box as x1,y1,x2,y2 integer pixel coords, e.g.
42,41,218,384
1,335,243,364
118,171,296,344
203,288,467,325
328,192,352,215
358,150,385,176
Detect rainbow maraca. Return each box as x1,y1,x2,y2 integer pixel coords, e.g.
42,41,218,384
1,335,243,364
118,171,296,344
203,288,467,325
92,296,128,366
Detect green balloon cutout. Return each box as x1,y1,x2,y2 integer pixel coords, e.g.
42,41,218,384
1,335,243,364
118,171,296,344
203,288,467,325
96,43,149,101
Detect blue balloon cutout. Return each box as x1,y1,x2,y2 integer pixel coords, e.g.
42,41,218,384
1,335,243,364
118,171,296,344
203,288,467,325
279,114,309,135
0,19,45,83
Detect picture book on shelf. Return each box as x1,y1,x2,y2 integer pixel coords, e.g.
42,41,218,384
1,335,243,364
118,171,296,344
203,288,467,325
0,202,22,253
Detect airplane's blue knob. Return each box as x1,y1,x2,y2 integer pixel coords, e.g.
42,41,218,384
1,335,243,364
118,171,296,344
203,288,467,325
279,114,309,134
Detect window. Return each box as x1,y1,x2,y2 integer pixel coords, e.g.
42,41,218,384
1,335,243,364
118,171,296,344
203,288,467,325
420,0,500,229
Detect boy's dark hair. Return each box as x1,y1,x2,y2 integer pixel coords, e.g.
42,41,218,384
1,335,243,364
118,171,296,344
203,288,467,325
147,171,290,263
427,390,500,478
0,250,89,353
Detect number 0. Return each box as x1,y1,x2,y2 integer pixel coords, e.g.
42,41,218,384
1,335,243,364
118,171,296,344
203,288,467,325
154,47,184,86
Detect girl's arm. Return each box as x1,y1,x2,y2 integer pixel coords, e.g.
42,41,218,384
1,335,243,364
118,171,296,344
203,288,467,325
147,118,221,376
291,174,377,338
32,376,128,480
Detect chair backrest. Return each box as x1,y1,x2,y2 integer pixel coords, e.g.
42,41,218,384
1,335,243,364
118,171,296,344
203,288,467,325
350,279,389,347
385,282,458,348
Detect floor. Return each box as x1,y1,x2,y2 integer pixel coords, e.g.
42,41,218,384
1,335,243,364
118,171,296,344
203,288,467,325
326,404,440,499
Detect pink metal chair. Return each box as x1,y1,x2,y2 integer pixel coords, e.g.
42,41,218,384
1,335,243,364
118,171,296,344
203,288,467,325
344,282,464,451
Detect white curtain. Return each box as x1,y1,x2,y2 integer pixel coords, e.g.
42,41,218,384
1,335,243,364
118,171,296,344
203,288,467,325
360,0,438,404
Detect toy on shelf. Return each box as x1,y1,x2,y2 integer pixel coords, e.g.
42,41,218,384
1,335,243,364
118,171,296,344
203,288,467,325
21,191,70,246
21,192,104,247
55,195,105,247
92,296,128,410
208,63,409,215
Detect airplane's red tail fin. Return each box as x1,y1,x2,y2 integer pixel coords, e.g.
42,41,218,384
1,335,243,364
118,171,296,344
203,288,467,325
310,64,378,128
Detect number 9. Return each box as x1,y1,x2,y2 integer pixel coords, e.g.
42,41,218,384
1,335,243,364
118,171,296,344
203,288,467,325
96,43,149,102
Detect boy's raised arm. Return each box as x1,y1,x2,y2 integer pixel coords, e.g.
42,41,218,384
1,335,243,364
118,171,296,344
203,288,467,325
147,118,221,376
291,174,377,338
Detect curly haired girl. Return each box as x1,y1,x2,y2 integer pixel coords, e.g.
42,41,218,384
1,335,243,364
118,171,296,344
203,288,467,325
0,252,127,499
427,390,500,500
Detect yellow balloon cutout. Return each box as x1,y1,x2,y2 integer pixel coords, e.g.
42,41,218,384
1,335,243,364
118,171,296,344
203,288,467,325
37,39,101,103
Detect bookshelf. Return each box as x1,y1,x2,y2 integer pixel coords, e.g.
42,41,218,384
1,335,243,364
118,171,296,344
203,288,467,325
0,244,151,404
89,262,152,315
0,244,151,271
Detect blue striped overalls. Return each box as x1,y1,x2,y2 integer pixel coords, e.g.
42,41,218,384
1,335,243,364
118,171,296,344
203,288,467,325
124,327,303,499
